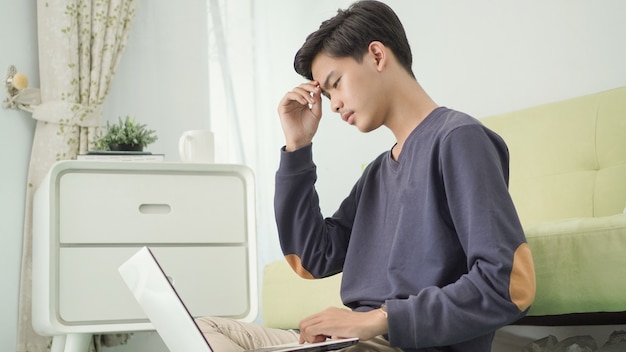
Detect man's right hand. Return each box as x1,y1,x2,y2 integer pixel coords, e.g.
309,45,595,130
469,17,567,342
277,81,323,152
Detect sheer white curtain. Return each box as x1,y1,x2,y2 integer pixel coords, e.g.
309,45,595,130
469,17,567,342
207,0,285,290
15,1,138,351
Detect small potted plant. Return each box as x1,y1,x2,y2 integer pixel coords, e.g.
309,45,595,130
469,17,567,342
94,115,158,152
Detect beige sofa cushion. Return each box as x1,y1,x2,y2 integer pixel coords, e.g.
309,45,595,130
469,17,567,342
262,260,343,329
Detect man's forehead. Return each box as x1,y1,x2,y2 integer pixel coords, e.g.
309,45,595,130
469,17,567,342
311,53,334,83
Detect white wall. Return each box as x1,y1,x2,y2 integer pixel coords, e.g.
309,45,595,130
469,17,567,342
2,1,626,351
0,1,38,351
400,0,626,117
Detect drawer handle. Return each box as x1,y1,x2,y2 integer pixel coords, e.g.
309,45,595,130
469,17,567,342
138,204,172,214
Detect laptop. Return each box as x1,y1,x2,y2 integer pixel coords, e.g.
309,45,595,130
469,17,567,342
118,246,358,352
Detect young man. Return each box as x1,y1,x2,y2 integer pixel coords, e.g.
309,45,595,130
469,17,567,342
197,1,535,351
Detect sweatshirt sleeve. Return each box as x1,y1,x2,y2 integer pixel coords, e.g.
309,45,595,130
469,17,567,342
387,125,536,348
273,144,355,279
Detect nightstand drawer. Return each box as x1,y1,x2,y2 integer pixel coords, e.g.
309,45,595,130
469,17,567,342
57,246,251,324
57,169,248,244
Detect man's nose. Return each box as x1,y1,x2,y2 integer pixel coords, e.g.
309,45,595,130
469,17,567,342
331,98,342,113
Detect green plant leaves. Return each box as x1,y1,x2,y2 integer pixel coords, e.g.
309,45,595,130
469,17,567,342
94,115,158,150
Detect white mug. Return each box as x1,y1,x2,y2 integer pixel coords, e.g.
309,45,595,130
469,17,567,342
179,130,215,163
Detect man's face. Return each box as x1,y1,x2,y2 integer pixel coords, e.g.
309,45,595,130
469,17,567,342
311,52,385,133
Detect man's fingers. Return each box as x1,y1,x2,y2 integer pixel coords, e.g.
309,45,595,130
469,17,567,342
298,313,326,343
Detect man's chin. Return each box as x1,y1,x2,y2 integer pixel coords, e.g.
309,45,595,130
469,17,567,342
356,123,379,133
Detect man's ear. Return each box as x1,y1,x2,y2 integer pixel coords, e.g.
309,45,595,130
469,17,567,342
368,41,386,71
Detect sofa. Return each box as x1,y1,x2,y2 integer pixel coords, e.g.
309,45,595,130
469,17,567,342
261,86,626,329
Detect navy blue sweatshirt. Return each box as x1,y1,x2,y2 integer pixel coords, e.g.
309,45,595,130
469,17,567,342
274,107,535,351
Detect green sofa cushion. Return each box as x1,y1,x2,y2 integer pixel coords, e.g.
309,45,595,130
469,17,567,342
524,214,626,316
481,86,626,226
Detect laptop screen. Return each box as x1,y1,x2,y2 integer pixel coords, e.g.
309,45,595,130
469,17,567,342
118,246,213,351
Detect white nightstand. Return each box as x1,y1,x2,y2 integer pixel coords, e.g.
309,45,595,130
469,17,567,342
32,161,258,352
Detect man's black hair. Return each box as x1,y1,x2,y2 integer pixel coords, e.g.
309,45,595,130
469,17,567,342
294,0,415,80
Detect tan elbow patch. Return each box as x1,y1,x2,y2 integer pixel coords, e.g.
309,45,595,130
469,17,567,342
509,243,536,311
285,254,315,279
